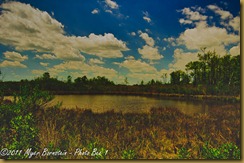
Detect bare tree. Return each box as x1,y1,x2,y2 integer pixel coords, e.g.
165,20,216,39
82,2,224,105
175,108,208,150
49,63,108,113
0,69,6,82
124,77,129,85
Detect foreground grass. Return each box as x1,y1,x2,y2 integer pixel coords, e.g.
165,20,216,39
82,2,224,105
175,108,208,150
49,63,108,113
36,104,240,159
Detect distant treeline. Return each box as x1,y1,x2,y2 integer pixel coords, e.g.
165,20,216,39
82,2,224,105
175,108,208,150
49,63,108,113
0,50,240,96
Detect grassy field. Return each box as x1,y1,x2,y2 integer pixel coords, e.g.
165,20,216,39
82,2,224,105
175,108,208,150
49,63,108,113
0,88,241,159
34,104,240,159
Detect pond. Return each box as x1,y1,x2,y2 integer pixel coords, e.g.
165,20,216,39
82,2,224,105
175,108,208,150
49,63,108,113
48,95,226,115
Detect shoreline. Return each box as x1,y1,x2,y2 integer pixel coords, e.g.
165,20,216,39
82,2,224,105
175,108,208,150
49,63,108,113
3,91,240,103
49,91,240,103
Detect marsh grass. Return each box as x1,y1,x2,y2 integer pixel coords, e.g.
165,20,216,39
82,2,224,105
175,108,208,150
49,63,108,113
36,104,240,159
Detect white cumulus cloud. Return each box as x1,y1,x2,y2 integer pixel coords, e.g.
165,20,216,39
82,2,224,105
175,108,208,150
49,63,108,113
116,58,157,74
177,21,239,56
179,18,193,25
143,11,151,23
139,32,155,47
115,58,166,83
44,61,118,80
179,7,207,25
137,32,163,60
229,43,240,56
4,51,28,62
91,9,99,14
168,48,199,71
0,51,28,68
40,62,49,67
0,60,27,68
207,5,233,20
130,32,136,36
138,45,163,60
89,58,104,65
0,2,128,61
35,54,57,60
229,16,240,32
105,0,119,9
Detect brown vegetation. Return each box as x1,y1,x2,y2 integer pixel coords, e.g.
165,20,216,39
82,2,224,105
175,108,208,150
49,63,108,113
36,104,240,159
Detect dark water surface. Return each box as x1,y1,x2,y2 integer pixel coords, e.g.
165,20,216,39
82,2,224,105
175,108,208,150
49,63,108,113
50,95,230,115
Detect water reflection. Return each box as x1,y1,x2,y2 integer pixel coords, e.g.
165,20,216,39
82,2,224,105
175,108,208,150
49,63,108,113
50,95,215,115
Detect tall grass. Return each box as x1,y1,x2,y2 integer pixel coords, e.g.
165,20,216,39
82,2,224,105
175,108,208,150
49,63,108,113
36,105,240,159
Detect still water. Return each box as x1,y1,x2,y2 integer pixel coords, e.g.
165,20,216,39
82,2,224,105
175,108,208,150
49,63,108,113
50,95,218,115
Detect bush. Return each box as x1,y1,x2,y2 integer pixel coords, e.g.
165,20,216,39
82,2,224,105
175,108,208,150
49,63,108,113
178,147,190,159
201,142,240,159
122,150,136,159
178,142,240,159
0,86,53,159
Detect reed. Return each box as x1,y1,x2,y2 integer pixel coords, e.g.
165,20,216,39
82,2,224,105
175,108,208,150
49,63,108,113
35,104,240,159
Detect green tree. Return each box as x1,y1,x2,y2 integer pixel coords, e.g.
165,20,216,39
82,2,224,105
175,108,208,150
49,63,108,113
42,72,50,80
231,55,240,86
170,71,181,84
170,70,190,85
186,61,202,85
147,79,156,85
0,69,3,82
74,77,82,84
140,80,144,86
67,75,72,84
185,48,240,95
81,76,88,84
181,72,190,84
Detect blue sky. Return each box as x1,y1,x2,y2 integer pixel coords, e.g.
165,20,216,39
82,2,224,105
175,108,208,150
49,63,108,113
0,0,240,84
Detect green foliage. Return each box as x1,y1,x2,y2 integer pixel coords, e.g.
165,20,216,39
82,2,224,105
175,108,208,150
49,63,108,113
93,147,108,159
201,142,240,159
87,142,108,159
183,50,240,95
178,147,190,159
122,150,136,159
17,86,53,113
44,142,64,159
170,70,190,85
178,142,241,159
0,86,53,159
67,75,72,84
146,79,162,86
0,92,3,104
42,72,50,80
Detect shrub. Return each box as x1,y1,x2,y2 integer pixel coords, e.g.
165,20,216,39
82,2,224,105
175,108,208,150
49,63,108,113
178,142,240,159
0,86,53,159
178,147,190,159
122,150,136,159
201,142,240,159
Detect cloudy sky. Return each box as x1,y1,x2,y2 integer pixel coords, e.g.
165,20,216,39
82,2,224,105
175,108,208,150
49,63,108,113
0,0,240,84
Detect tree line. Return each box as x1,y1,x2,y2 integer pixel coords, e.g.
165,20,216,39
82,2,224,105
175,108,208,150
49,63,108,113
0,50,240,96
169,49,240,95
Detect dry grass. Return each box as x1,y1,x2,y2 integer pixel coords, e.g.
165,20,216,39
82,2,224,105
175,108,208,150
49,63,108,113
36,104,240,159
